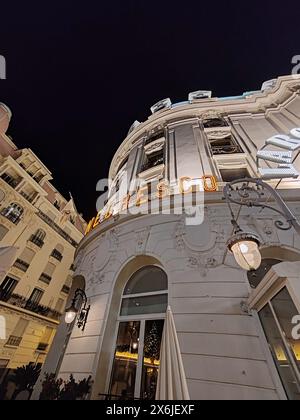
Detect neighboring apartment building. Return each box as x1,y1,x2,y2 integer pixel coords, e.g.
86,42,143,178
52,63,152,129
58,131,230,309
34,75,300,400
0,103,86,391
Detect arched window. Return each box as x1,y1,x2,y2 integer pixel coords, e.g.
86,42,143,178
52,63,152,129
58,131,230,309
1,203,24,224
109,266,168,400
35,229,46,241
30,229,46,248
51,244,64,262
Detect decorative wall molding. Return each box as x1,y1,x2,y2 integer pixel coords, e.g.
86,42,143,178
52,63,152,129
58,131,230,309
174,218,186,251
144,138,165,155
135,227,151,255
108,228,119,252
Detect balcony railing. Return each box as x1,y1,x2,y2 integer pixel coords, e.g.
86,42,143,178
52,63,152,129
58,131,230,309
37,210,78,247
51,249,63,262
39,273,52,285
36,342,48,352
61,285,70,295
29,234,44,248
210,144,243,155
0,292,62,321
6,335,22,347
1,173,22,188
13,258,30,272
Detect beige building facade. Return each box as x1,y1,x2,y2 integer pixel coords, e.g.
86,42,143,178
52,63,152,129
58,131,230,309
34,75,300,400
0,103,86,394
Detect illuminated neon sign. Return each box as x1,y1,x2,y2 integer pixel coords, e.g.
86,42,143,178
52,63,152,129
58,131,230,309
85,175,218,234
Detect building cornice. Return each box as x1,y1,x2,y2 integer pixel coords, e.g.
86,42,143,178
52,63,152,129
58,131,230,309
109,75,300,180
77,187,300,257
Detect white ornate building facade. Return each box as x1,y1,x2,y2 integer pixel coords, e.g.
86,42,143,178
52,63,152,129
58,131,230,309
34,75,300,400
0,103,86,398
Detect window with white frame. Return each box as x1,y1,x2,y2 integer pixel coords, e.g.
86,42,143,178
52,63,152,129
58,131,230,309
138,130,165,180
109,266,167,400
213,155,253,183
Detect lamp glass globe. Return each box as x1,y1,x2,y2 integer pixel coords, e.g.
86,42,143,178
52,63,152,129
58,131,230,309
231,239,261,271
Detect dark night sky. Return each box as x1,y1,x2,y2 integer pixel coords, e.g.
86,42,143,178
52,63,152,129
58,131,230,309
0,1,299,220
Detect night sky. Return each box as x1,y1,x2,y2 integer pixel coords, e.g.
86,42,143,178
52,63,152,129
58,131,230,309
0,1,299,220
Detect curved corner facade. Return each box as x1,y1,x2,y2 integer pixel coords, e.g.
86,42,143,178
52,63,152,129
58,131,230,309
35,75,300,400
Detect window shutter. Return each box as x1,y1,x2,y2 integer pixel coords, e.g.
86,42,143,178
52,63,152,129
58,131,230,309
19,247,35,264
44,262,56,277
0,224,8,240
12,318,29,337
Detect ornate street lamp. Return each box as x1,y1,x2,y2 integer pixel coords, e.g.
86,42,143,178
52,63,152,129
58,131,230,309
65,288,90,331
226,230,262,271
223,178,300,271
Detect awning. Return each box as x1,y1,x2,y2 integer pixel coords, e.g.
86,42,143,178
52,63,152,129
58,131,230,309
155,306,190,400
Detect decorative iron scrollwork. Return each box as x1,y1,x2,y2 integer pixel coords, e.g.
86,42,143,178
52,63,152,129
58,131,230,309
223,178,300,235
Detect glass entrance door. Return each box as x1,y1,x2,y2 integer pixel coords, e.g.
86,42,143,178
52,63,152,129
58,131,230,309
259,287,300,400
109,318,164,399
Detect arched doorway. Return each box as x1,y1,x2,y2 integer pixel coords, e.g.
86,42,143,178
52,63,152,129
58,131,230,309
109,266,168,400
92,256,168,400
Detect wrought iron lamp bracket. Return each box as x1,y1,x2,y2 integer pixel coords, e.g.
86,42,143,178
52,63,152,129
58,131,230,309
223,178,300,234
72,288,90,331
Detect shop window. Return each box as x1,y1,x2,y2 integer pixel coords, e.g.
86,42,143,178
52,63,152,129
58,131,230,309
259,287,300,400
